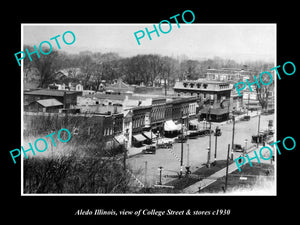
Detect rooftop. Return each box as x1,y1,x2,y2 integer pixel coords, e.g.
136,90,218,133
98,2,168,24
36,98,63,107
24,89,82,96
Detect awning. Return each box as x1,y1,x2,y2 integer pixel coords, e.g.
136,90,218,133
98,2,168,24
164,120,180,131
142,131,157,139
201,108,230,116
114,134,127,144
133,134,147,142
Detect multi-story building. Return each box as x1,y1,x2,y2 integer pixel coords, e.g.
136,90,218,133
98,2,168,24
131,105,152,147
150,97,167,134
206,68,253,82
173,79,233,122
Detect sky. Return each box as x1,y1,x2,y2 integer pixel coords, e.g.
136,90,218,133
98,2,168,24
22,24,276,63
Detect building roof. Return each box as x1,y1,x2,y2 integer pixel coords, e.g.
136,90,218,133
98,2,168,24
25,89,81,96
106,79,134,92
36,99,63,107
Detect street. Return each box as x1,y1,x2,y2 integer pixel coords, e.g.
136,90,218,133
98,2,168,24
127,113,275,187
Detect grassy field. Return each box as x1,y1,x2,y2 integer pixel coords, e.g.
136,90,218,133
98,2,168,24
200,162,275,194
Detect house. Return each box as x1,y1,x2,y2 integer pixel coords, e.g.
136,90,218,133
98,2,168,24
25,98,63,113
24,89,82,109
105,78,134,94
48,82,84,92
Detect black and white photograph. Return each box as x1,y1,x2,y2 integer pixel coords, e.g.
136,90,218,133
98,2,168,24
21,23,276,195
3,4,298,224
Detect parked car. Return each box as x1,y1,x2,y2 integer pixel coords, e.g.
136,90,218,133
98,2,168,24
240,115,251,121
157,142,173,148
252,132,267,144
142,146,156,154
233,144,245,152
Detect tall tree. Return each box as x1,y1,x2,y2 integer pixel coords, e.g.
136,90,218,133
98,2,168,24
24,45,61,88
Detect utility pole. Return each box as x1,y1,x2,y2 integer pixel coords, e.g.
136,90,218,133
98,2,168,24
207,107,212,167
180,110,184,178
185,144,191,175
144,161,148,188
231,115,235,160
214,127,218,162
257,113,261,147
225,144,230,193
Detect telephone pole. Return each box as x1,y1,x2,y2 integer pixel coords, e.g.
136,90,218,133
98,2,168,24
180,111,184,178
225,144,230,193
231,115,235,160
257,113,261,147
214,127,218,162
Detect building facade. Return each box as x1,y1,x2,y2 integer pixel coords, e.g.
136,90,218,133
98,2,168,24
173,80,233,122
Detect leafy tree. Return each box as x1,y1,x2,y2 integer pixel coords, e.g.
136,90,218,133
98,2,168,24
23,45,62,88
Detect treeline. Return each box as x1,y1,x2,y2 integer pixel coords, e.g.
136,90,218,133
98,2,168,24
23,45,273,89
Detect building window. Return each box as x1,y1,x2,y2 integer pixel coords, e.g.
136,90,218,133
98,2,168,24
203,84,208,89
196,83,201,88
183,83,188,87
190,83,194,88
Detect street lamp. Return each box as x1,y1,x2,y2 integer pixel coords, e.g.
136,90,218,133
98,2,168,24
206,147,211,168
214,126,220,163
158,166,163,185
156,131,159,148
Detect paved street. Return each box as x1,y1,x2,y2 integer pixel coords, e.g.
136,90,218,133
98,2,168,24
127,113,275,187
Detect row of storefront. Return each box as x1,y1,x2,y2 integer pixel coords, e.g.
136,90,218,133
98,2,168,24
122,97,200,148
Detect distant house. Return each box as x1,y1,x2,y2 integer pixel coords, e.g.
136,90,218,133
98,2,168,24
25,98,63,113
106,78,134,94
24,89,82,109
49,82,84,91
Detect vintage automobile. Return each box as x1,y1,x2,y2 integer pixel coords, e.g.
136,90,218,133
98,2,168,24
142,145,156,154
251,132,268,144
240,115,251,121
232,144,245,152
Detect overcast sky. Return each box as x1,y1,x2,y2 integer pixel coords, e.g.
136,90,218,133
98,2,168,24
22,24,276,63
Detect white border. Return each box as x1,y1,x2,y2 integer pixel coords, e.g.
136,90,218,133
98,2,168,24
21,23,277,196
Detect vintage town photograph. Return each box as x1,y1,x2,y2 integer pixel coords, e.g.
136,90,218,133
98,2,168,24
22,24,276,195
